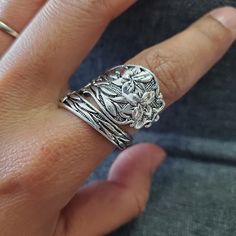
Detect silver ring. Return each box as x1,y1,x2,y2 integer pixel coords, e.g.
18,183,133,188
60,91,133,149
0,21,19,38
60,64,165,149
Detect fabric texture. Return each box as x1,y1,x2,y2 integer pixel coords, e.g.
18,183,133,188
70,0,236,235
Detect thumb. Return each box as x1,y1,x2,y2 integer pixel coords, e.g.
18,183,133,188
61,143,166,236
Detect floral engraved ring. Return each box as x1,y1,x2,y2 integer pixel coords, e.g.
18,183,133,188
60,65,165,149
82,65,165,129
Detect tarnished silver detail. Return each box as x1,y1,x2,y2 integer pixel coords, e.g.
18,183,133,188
60,91,132,150
60,64,165,149
80,65,165,129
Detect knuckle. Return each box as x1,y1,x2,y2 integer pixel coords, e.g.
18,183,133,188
0,163,43,198
0,174,23,196
129,188,149,215
0,140,61,197
0,166,41,197
0,148,30,196
143,48,188,104
115,182,149,216
191,15,233,54
193,27,221,52
55,0,116,22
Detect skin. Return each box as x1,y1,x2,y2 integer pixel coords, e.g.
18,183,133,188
0,1,235,235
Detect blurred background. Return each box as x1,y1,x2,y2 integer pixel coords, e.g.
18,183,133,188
70,0,236,235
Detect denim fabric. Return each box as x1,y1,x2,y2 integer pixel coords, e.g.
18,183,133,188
88,152,236,236
70,0,236,235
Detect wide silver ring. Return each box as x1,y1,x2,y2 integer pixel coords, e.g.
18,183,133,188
60,92,133,149
0,21,19,38
60,64,165,149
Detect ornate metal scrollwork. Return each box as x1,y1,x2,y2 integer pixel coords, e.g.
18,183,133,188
60,92,132,149
80,65,165,129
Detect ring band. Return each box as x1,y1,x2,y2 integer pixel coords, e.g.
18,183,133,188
60,91,133,149
60,65,165,149
0,21,19,38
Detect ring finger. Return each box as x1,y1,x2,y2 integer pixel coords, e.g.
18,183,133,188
0,0,47,55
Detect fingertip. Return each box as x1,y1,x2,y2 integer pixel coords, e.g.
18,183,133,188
123,143,166,158
108,143,166,181
210,6,236,38
131,143,167,174
126,143,167,162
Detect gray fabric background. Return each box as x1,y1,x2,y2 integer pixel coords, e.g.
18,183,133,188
70,0,236,235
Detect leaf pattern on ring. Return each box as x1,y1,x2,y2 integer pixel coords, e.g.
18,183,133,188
83,65,165,129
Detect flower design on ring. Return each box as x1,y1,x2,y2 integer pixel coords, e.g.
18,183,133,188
121,84,156,129
88,65,164,129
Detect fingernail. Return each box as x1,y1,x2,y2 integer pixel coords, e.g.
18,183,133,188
211,7,236,32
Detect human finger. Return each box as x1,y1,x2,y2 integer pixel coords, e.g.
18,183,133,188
46,6,236,192
127,7,236,106
0,0,47,55
2,7,235,212
0,0,136,100
61,144,166,236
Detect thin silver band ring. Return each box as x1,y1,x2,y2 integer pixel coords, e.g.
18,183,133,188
0,21,19,38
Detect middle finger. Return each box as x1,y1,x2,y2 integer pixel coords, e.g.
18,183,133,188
0,0,47,55
0,0,136,101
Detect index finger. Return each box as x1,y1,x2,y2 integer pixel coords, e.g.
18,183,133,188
32,7,236,202
128,7,236,106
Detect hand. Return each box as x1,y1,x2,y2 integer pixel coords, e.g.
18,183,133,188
0,1,235,235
